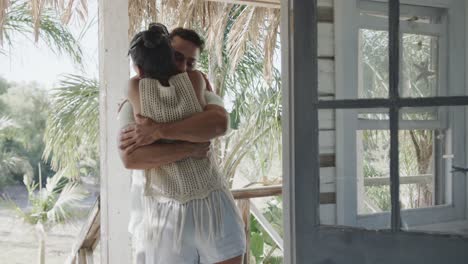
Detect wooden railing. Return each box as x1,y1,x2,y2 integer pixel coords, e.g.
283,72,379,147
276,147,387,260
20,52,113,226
364,175,433,187
66,198,100,264
67,186,286,264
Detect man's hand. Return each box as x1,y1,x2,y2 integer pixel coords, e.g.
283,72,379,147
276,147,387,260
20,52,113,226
119,114,164,154
190,142,211,159
198,71,214,92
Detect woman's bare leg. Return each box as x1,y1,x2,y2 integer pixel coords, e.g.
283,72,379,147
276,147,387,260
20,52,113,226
215,254,243,264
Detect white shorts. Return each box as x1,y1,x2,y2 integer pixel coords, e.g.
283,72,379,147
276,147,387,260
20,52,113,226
134,189,246,264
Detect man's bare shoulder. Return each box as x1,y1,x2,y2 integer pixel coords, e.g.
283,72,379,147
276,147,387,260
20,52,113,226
187,71,205,87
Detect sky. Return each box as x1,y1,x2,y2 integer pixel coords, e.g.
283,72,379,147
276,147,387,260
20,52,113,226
0,2,99,88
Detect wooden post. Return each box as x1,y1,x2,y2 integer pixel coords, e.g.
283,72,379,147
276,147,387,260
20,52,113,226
237,199,251,264
77,249,87,264
98,0,131,263
85,249,94,264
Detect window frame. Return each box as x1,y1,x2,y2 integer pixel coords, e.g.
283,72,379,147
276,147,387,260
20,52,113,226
334,0,467,229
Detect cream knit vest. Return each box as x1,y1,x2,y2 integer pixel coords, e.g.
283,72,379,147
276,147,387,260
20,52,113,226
140,73,226,202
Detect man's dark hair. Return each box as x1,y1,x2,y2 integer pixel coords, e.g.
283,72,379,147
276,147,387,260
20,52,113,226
129,23,178,80
169,27,205,52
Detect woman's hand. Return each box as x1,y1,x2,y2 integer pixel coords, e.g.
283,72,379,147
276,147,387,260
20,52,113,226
119,114,165,154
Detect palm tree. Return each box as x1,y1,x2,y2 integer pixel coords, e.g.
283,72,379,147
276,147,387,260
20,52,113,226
128,1,280,83
43,74,99,179
1,0,83,63
1,171,87,264
208,46,282,187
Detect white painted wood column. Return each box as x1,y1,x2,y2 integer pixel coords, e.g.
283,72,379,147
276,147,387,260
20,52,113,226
465,0,468,220
98,0,131,263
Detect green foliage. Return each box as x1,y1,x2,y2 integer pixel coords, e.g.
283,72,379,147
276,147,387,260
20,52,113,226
0,77,10,113
263,196,283,236
250,232,264,262
0,81,53,188
1,0,83,64
248,196,283,264
43,74,99,179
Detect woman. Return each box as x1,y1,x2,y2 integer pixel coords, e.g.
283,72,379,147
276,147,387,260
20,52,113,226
118,24,245,264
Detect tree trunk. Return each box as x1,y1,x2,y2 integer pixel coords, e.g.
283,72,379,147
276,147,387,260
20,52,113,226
409,130,433,207
35,222,46,264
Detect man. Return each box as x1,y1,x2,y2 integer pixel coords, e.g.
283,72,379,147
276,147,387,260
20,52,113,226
170,27,214,92
119,27,223,154
118,27,242,264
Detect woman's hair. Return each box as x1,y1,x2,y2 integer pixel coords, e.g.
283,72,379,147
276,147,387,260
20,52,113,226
128,23,178,80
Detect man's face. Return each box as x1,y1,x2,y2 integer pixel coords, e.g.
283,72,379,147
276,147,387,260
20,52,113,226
171,36,200,72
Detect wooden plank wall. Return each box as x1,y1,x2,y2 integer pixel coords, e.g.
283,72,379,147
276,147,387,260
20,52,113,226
317,0,337,226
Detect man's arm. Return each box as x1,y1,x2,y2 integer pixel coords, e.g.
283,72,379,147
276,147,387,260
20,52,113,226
156,70,228,142
156,104,228,142
117,99,209,169
119,72,228,153
120,141,209,170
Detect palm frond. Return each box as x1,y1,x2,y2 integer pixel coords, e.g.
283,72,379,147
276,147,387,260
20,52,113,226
2,170,87,227
0,115,17,131
129,0,157,39
46,181,86,223
43,74,98,179
31,0,46,41
45,169,68,194
205,3,231,67
0,0,10,45
60,0,88,25
2,0,83,63
263,9,280,83
0,152,34,180
0,195,36,224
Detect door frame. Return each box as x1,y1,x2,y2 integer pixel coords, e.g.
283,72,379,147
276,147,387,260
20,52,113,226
280,0,468,263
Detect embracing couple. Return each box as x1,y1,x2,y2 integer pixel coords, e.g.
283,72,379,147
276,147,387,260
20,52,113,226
117,24,246,264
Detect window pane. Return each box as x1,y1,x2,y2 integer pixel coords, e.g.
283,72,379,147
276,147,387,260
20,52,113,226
359,1,444,25
359,29,389,99
401,107,438,121
357,129,391,215
402,34,439,98
323,109,390,229
399,106,468,236
399,129,439,209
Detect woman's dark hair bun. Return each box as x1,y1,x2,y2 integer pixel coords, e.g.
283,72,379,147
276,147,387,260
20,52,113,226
141,23,169,48
128,22,177,80
148,23,169,35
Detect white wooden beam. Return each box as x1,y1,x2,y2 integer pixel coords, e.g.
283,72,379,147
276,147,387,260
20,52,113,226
204,0,333,8
205,0,280,8
281,0,321,263
98,0,131,263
